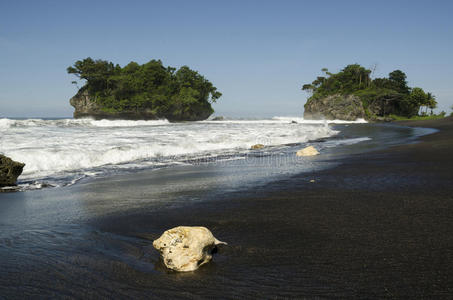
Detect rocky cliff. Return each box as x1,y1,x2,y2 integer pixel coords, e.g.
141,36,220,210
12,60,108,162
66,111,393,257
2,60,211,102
70,90,213,121
304,94,366,121
0,155,25,187
70,91,159,120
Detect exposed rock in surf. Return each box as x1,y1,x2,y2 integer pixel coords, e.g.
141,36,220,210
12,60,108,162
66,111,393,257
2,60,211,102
251,144,265,150
153,226,226,272
296,146,319,157
304,94,366,121
212,116,225,121
0,155,25,187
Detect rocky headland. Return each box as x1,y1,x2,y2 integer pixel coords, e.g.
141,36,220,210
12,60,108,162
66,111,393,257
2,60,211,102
304,94,366,121
302,65,438,121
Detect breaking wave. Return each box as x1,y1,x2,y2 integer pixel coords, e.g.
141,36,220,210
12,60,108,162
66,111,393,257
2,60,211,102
0,118,170,129
0,116,369,188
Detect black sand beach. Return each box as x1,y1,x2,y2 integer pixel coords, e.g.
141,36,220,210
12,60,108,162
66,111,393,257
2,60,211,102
92,117,453,298
1,117,453,299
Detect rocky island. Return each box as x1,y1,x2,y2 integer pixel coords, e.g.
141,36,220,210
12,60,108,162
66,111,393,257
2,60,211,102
302,64,437,121
68,58,221,121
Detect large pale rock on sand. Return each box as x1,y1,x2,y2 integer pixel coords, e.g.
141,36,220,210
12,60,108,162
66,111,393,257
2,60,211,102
0,154,25,187
296,146,319,157
153,226,226,272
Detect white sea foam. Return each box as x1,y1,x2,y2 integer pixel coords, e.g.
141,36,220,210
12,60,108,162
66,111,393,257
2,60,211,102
0,118,169,128
0,116,370,186
271,116,368,124
202,116,367,124
322,137,372,148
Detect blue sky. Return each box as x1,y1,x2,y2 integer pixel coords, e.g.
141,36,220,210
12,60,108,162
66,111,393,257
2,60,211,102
1,0,452,118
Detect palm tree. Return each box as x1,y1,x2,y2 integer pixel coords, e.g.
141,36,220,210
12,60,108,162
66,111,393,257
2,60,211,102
426,92,437,115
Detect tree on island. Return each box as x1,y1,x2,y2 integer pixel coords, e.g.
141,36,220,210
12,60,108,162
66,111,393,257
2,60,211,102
302,64,437,118
67,58,221,121
426,92,437,115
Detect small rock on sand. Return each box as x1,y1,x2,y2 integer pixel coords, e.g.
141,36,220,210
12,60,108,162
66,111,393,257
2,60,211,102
296,146,319,157
251,144,265,150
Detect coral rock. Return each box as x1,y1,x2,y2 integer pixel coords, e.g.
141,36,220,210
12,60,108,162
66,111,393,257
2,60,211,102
153,226,226,272
296,146,319,157
251,144,265,150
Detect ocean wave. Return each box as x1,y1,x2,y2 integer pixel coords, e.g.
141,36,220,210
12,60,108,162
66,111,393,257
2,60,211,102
0,117,367,129
1,119,337,181
322,137,372,147
271,116,368,124
0,118,170,128
201,116,367,124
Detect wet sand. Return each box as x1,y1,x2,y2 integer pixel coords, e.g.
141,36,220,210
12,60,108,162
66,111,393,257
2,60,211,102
77,117,452,298
1,118,453,298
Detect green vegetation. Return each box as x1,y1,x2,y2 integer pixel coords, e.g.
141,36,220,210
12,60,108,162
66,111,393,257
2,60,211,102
68,58,221,120
302,64,438,119
389,113,446,121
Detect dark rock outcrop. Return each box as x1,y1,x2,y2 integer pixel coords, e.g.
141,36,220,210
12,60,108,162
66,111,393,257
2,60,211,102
367,98,400,117
0,155,25,187
70,91,160,120
304,94,366,121
70,91,213,121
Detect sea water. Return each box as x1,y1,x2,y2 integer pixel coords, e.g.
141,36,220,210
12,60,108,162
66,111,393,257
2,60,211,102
0,116,367,190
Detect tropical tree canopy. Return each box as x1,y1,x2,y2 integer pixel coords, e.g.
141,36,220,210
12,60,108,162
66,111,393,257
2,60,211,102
68,58,221,120
302,64,436,118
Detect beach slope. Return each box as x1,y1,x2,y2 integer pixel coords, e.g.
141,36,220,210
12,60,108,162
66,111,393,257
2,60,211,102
123,116,453,298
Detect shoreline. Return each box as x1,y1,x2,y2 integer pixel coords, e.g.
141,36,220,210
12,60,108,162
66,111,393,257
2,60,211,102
97,116,452,298
1,117,452,298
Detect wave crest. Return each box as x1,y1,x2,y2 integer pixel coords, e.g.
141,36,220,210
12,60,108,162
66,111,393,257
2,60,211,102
0,118,170,128
271,116,367,124
2,119,337,180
